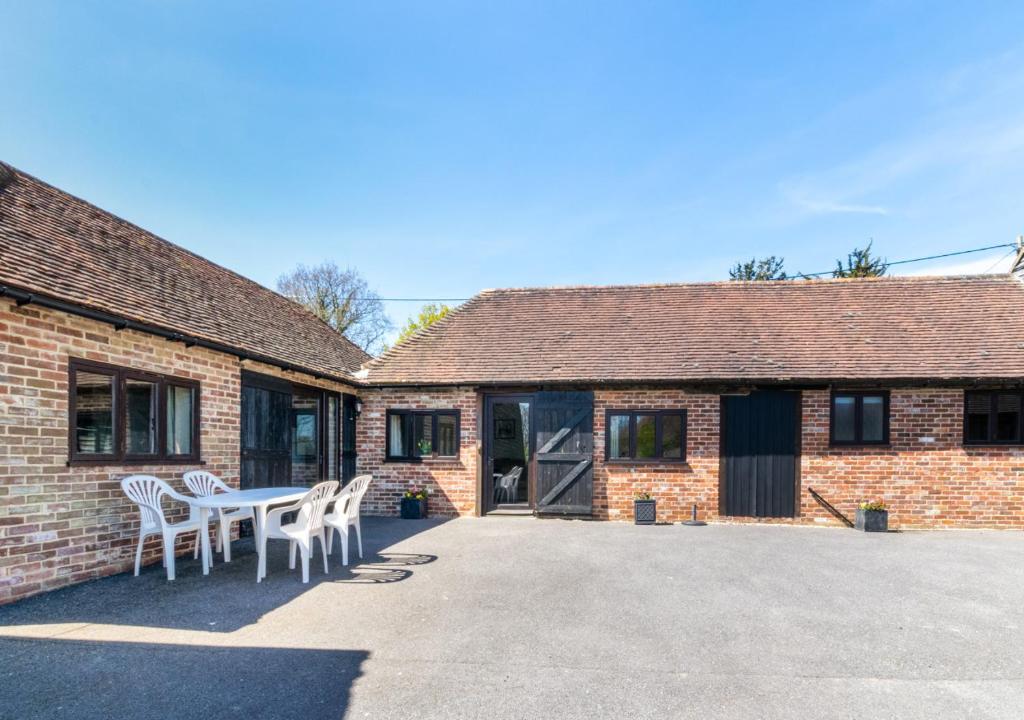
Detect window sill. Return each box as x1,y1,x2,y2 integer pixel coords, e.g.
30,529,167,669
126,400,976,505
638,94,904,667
384,456,459,464
67,457,205,467
828,443,891,449
604,458,689,466
963,442,1024,448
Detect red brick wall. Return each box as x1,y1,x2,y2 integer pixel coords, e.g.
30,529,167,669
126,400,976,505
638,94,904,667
0,298,354,604
593,389,720,522
357,387,477,517
801,389,1024,529
356,386,1023,529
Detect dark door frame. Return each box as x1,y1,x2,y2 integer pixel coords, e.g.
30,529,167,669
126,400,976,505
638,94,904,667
718,390,802,518
481,392,536,512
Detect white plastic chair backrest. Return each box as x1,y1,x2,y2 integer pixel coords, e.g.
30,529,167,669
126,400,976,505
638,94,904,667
498,467,522,489
345,475,372,520
182,470,230,498
294,481,339,529
121,475,174,530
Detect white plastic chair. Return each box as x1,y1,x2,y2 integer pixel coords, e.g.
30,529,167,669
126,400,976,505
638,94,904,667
325,475,373,565
182,470,254,563
494,466,523,504
261,480,338,583
121,475,202,581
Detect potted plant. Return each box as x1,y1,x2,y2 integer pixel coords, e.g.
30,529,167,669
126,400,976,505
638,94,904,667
855,500,888,532
634,491,656,525
400,486,429,519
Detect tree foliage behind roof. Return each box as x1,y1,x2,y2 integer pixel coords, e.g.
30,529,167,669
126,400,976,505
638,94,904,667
833,242,888,278
277,262,392,356
729,256,788,281
396,303,453,346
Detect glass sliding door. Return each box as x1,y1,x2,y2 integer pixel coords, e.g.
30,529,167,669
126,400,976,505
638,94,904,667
241,371,342,489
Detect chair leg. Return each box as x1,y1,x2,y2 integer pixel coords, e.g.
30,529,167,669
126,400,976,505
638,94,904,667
163,533,176,581
354,518,363,559
341,528,349,567
326,526,334,555
289,540,297,570
300,540,310,584
319,530,329,574
134,530,145,576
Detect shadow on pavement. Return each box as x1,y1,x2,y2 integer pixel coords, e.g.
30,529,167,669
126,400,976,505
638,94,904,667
0,636,368,720
0,517,445,634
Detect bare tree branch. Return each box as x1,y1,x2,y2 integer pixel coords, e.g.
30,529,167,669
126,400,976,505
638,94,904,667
277,263,392,355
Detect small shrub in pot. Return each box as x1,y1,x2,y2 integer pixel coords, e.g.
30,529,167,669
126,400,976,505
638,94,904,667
855,500,888,532
400,486,429,519
634,491,656,525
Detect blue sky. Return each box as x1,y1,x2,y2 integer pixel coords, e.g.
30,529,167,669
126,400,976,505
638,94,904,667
2,1,1023,336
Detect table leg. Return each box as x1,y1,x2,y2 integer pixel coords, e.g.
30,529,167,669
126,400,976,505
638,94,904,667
200,507,212,576
220,509,232,563
255,505,268,582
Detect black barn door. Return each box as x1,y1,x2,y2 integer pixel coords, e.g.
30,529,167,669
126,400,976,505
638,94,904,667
721,391,799,518
341,393,358,483
534,391,594,516
240,373,292,489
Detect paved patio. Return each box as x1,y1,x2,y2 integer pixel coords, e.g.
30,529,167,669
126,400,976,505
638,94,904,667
1,517,1023,719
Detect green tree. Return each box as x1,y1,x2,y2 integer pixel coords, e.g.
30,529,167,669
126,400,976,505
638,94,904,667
833,241,887,278
396,303,453,345
729,256,787,281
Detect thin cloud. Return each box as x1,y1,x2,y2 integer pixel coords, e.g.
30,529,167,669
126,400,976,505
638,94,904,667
783,190,890,217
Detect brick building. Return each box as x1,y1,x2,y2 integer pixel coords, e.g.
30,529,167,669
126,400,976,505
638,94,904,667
2,160,1024,604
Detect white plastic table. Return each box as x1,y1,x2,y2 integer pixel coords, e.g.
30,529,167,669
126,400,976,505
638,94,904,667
191,487,309,582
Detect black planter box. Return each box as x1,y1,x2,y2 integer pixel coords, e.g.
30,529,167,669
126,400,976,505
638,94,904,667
634,499,657,525
855,508,888,532
400,497,428,519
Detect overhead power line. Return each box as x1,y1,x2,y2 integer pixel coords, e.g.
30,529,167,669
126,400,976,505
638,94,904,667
795,242,1016,278
359,241,1021,301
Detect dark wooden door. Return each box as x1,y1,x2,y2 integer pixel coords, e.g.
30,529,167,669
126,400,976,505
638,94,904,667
721,390,799,518
534,391,594,516
240,374,292,489
341,393,358,484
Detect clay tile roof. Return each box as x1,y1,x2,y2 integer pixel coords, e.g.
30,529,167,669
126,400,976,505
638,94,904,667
364,275,1024,386
0,162,369,379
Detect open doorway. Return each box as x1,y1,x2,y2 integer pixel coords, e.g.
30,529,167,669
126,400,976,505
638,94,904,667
484,394,533,511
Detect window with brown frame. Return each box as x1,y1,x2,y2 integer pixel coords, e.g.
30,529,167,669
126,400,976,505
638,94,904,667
68,358,200,464
604,409,687,462
830,390,889,446
964,390,1024,445
385,409,460,461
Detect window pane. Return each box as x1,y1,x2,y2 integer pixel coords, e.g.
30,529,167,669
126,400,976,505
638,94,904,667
661,414,683,458
388,413,406,457
995,394,1020,442
126,379,157,454
833,396,856,442
292,411,317,461
861,396,885,443
608,415,630,458
74,371,114,454
326,396,338,480
166,385,194,455
636,414,656,458
965,394,991,443
437,413,458,456
414,414,433,456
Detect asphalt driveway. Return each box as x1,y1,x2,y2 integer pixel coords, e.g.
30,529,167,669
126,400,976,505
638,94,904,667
1,517,1023,719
